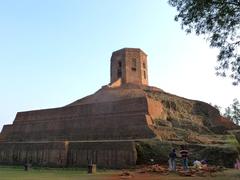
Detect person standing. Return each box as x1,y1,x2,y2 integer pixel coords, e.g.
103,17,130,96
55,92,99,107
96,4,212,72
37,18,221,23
180,145,189,171
168,148,177,171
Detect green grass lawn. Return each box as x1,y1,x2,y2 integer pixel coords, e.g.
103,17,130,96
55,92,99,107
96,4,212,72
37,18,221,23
0,166,240,180
0,166,116,180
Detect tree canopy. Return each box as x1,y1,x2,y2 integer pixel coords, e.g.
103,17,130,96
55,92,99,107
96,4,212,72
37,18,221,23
168,0,240,85
224,98,240,125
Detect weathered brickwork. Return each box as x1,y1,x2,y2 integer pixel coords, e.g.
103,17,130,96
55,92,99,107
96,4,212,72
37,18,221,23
1,97,155,142
0,141,136,168
67,141,137,168
0,142,68,166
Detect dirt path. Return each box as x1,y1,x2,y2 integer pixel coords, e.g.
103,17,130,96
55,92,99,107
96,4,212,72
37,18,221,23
104,169,240,180
104,171,240,180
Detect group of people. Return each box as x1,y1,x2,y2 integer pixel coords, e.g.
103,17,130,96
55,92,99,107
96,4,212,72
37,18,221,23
168,145,209,172
168,145,189,171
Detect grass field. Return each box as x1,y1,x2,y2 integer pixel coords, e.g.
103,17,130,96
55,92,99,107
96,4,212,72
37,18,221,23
0,166,240,180
0,166,116,180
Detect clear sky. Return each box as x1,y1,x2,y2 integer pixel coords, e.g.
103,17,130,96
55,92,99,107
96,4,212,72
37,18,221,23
0,0,239,130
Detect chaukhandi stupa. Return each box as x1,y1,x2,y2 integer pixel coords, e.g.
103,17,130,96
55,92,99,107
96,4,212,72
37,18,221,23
0,48,239,168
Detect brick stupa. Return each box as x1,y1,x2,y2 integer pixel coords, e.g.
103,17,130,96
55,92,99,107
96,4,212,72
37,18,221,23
0,48,236,168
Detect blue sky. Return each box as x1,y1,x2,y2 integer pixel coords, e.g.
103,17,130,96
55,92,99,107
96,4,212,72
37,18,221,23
0,0,239,130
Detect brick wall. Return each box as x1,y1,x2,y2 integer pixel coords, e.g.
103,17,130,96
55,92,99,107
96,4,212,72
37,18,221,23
0,141,137,168
1,97,155,141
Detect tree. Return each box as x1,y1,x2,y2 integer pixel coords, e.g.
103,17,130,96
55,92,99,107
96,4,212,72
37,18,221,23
213,104,221,112
223,98,240,125
168,0,240,85
231,98,240,125
224,106,232,119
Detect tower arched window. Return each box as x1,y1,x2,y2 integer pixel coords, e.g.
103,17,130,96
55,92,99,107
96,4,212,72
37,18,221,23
118,61,122,67
117,61,122,78
144,70,146,79
132,58,137,71
143,62,146,69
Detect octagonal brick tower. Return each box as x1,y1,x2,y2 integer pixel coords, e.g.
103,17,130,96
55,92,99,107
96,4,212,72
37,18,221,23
110,48,148,85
